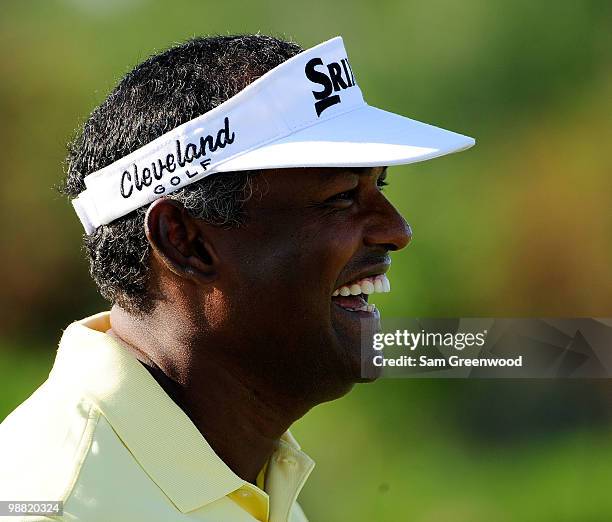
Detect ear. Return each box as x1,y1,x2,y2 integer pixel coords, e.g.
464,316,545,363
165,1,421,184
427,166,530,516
144,198,218,284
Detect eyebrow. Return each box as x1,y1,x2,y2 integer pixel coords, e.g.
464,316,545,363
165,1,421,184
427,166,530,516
314,166,388,192
345,166,388,176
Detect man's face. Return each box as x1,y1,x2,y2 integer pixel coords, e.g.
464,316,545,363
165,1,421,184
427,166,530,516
204,166,411,399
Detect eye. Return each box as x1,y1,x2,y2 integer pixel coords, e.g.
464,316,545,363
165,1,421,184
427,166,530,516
326,188,357,203
377,172,389,190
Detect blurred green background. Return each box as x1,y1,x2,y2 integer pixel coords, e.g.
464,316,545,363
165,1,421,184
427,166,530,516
1,1,611,520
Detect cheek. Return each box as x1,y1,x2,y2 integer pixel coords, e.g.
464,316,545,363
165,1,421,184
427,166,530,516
227,218,362,321
311,221,363,279
293,222,357,281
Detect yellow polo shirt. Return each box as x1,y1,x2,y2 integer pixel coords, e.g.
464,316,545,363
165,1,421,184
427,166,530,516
0,312,314,522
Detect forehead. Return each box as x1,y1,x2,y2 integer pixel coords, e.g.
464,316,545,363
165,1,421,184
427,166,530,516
257,166,386,193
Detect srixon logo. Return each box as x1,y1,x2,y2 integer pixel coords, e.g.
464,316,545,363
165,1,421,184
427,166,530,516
305,57,356,117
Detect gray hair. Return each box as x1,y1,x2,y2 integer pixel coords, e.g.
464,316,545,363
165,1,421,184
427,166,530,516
60,35,302,313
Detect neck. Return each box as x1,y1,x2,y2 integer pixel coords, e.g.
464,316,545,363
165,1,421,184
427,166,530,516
108,304,311,484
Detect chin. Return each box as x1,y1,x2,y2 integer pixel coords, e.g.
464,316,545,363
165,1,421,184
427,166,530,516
329,335,379,387
348,343,383,383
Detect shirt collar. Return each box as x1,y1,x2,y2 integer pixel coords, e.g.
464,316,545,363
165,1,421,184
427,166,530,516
50,312,314,520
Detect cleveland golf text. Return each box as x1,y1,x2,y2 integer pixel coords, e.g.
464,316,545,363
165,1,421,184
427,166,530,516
120,116,235,198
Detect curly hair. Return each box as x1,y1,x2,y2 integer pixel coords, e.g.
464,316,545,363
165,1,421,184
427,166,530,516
60,35,303,314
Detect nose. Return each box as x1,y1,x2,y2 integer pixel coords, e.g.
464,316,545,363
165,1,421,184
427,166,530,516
363,197,412,252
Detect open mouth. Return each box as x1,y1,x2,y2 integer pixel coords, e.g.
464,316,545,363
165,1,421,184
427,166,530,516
331,274,390,314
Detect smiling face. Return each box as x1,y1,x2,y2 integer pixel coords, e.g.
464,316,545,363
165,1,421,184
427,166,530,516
204,166,411,401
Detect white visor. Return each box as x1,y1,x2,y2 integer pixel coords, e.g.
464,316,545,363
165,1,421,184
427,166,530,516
72,36,475,234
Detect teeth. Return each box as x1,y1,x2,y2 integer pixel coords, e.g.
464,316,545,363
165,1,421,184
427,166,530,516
343,303,377,313
374,278,383,293
332,274,391,297
361,280,375,294
349,284,362,296
383,277,390,292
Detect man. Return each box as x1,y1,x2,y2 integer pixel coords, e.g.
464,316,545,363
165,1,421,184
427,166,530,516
0,35,473,521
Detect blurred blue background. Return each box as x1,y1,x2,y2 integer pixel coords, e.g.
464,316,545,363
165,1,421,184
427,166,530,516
1,1,611,520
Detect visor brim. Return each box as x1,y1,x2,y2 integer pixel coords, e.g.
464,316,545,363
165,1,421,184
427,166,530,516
217,104,475,172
